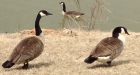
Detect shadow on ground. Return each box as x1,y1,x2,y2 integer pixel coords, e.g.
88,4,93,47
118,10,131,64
4,61,54,71
87,59,132,69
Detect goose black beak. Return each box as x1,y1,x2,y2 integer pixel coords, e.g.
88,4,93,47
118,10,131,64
47,12,53,15
125,31,130,35
127,33,130,35
123,27,130,35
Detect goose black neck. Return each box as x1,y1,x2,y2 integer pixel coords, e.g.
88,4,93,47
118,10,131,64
35,14,42,36
112,32,119,38
62,3,66,12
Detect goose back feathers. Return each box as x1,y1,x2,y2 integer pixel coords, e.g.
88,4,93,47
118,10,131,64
90,37,123,60
9,37,44,64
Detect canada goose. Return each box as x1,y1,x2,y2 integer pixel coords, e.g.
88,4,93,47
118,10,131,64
59,2,84,18
2,10,52,69
84,26,130,66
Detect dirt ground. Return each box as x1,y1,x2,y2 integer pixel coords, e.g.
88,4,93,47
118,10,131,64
0,29,140,75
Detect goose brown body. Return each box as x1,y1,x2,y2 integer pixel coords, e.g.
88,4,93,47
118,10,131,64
65,11,84,16
9,36,44,64
90,37,123,60
84,26,129,65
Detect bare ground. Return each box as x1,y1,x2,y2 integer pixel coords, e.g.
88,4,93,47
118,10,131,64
0,29,140,75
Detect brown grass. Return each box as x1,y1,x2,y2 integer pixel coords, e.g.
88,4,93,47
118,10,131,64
0,29,140,75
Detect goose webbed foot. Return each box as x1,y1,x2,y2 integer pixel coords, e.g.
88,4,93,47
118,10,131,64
107,61,112,66
22,62,29,69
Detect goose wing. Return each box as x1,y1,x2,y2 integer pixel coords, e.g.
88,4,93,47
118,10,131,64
9,36,44,64
66,11,84,15
91,37,123,58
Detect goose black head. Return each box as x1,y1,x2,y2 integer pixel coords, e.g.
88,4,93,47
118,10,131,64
112,26,130,38
59,2,65,5
39,10,53,17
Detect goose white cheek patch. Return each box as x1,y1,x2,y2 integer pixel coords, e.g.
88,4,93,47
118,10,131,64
119,28,126,44
60,3,64,5
121,28,125,34
40,12,45,17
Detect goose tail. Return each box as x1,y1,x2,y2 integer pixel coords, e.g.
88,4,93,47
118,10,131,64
2,60,15,68
84,55,97,64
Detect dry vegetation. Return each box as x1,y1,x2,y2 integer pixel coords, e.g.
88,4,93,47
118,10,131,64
0,29,140,75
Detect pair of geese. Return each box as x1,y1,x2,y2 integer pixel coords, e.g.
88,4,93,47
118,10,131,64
2,2,129,69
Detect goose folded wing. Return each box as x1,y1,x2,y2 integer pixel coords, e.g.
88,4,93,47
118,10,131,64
66,11,84,15
90,37,123,57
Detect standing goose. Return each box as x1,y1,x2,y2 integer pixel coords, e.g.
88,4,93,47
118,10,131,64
2,10,52,69
59,2,84,18
84,26,129,66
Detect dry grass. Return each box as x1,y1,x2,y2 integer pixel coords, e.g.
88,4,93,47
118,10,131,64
0,29,140,75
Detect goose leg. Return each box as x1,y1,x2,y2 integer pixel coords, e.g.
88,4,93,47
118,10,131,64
107,61,112,66
22,62,29,69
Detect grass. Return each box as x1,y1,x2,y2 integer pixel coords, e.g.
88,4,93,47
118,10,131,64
0,29,140,75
